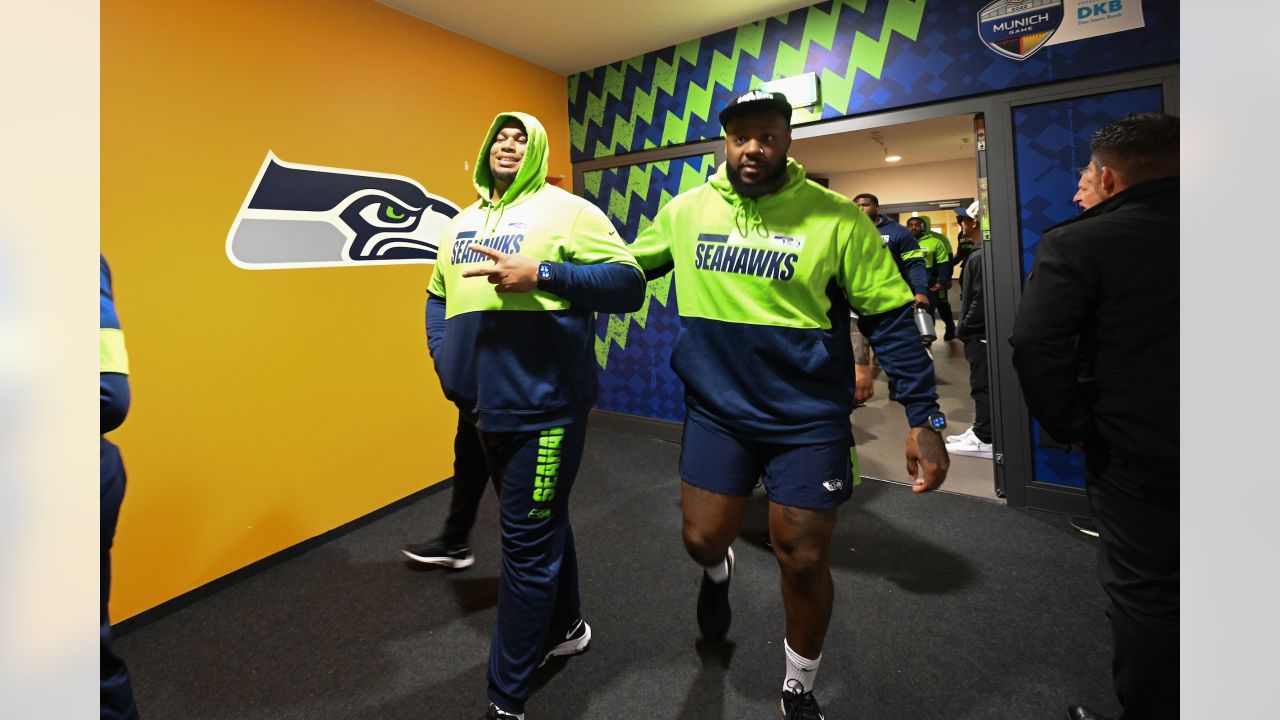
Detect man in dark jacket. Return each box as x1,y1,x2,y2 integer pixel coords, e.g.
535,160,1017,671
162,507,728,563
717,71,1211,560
949,201,993,458
1009,113,1179,720
853,193,930,307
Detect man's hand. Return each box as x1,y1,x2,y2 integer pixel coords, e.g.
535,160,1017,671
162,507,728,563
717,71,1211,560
460,244,539,292
854,363,874,405
929,283,942,292
913,293,930,309
905,427,949,493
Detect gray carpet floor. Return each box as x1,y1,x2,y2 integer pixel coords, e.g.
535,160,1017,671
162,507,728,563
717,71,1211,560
116,426,1117,719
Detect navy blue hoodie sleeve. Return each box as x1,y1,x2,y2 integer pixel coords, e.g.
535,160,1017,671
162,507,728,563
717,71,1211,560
934,259,953,288
425,293,447,364
889,230,930,295
101,374,131,434
100,256,131,433
903,255,929,296
857,302,940,427
539,262,645,313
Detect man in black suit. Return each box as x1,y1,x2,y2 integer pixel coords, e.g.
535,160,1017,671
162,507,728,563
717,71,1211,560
1009,113,1179,720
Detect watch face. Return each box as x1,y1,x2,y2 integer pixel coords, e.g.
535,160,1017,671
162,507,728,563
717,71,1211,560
538,263,552,280
929,413,947,430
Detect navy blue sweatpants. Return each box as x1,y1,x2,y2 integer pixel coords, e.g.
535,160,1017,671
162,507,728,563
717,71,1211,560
480,421,587,715
101,438,139,720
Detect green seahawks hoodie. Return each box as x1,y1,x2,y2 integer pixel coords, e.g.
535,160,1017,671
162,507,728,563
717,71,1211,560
629,159,940,441
915,217,953,291
426,111,644,432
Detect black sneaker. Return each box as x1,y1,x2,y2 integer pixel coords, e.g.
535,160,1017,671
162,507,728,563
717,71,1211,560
781,679,825,719
696,547,734,640
484,702,520,719
539,618,591,667
401,540,474,569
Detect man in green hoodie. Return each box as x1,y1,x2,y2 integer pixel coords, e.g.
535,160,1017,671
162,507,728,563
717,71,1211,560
629,90,950,719
425,112,644,720
906,216,955,342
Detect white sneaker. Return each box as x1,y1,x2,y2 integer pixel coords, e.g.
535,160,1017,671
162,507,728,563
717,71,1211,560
948,434,993,458
946,427,975,445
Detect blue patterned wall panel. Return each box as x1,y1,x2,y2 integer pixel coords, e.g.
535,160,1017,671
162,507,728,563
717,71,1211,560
1011,85,1165,489
582,154,718,421
567,0,1178,162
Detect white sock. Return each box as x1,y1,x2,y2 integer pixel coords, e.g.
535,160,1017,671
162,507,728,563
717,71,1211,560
783,638,821,695
703,546,733,583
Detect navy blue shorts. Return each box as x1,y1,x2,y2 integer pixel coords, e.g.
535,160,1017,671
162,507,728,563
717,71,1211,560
679,418,857,509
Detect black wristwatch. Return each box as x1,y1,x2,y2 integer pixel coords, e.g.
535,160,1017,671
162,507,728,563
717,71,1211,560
919,412,947,432
536,261,554,289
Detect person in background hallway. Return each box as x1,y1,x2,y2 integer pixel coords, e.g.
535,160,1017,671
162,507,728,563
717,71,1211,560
1010,113,1180,720
852,193,930,309
948,201,994,459
401,413,495,569
426,111,644,720
101,256,140,719
629,89,949,720
1074,165,1107,211
1067,164,1110,538
906,217,955,342
952,206,975,269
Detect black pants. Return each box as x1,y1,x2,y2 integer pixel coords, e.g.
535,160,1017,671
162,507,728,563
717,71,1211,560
101,438,139,720
441,414,498,547
936,299,956,339
962,338,992,443
1086,458,1179,720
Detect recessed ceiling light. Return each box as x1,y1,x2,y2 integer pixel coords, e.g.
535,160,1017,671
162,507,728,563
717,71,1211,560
885,155,902,162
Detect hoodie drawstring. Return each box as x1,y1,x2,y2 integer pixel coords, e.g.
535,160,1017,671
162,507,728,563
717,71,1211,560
735,197,769,239
479,201,508,245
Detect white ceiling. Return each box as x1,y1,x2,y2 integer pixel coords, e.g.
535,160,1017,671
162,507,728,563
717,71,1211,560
375,0,823,75
790,114,977,175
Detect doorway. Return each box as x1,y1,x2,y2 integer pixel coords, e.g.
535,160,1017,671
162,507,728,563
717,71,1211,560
788,114,999,501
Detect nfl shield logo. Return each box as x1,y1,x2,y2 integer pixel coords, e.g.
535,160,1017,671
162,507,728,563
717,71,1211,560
978,0,1065,61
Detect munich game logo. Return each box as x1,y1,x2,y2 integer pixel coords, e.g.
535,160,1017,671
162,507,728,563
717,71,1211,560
978,0,1065,61
226,152,461,270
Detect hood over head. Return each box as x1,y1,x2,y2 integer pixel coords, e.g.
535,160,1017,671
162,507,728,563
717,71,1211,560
473,111,549,207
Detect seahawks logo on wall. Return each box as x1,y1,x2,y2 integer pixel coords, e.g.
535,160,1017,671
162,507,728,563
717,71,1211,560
978,0,1064,61
226,152,460,269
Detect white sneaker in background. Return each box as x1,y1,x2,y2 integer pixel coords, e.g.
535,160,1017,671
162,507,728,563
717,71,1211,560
948,434,994,458
946,427,975,445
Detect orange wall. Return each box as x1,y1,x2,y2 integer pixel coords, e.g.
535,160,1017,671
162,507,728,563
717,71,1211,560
102,0,571,621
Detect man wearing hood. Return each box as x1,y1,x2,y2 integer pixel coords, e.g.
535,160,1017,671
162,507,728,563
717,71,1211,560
425,112,645,720
629,90,950,719
906,216,956,342
853,192,930,309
